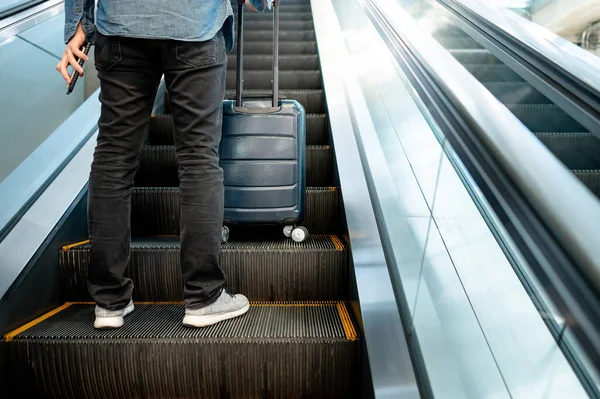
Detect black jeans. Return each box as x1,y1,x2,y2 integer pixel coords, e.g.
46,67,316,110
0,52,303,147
87,30,227,311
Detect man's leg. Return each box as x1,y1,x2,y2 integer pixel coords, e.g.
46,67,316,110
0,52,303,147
162,30,248,326
88,32,162,328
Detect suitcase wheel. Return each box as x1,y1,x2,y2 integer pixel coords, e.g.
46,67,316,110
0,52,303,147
221,226,230,244
283,225,294,238
291,226,309,243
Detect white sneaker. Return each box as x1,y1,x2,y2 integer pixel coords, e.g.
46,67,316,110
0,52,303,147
183,290,249,328
94,300,134,329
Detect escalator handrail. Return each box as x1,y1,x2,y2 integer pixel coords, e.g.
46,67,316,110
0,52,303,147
363,0,600,377
369,0,600,288
438,0,600,136
0,90,101,242
0,0,63,42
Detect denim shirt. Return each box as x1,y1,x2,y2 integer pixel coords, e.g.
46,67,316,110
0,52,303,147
64,0,267,52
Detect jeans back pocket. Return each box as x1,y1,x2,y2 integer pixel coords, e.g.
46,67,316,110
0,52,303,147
94,32,123,71
175,31,226,69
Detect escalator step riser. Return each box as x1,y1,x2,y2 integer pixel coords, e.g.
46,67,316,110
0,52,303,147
131,187,341,235
236,41,317,55
429,25,473,38
242,20,314,30
307,146,334,187
225,89,325,115
232,0,310,3
233,5,311,12
536,133,600,170
233,11,313,20
433,36,482,49
238,30,315,41
225,70,321,90
60,237,348,301
449,50,503,65
574,170,600,198
227,54,320,70
507,105,586,132
5,304,359,398
484,82,552,104
135,145,331,187
462,64,524,82
150,103,327,145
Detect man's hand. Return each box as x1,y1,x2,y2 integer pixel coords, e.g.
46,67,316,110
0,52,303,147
56,22,88,84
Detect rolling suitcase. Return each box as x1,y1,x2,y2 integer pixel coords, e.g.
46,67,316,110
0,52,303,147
220,0,308,243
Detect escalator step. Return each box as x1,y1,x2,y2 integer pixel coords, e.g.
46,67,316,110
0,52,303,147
135,144,332,187
307,145,334,186
242,20,314,30
449,49,503,65
506,104,587,132
232,0,311,3
131,187,341,235
574,170,600,198
233,4,311,12
150,99,326,145
3,303,359,398
432,35,482,49
224,89,325,115
60,236,349,301
225,70,321,90
483,82,552,104
535,132,600,170
462,64,524,82
237,41,317,55
149,113,327,146
234,11,313,20
227,54,320,70
237,29,315,42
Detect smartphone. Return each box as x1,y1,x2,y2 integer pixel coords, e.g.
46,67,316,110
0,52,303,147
66,42,92,95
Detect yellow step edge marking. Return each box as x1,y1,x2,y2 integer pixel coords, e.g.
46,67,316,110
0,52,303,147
4,303,74,342
62,240,90,251
252,301,339,307
330,235,345,251
66,301,341,306
337,303,358,341
5,301,358,341
328,187,338,192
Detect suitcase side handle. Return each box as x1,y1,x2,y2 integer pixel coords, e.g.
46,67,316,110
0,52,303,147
235,0,280,108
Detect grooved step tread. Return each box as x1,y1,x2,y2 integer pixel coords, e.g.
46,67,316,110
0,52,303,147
227,54,320,70
535,132,600,170
234,41,317,56
59,236,349,301
235,30,316,41
4,303,359,398
135,144,332,187
236,20,314,30
505,104,586,132
448,49,503,65
131,187,341,235
225,69,321,90
483,81,552,104
148,113,328,146
574,170,600,197
234,11,313,20
223,89,325,116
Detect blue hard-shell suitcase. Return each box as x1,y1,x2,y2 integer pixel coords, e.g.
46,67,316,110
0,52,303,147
220,0,308,243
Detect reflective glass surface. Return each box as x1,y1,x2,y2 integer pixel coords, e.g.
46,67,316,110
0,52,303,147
0,13,97,184
331,0,595,396
0,0,44,17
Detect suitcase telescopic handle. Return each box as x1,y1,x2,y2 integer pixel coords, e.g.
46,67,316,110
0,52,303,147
235,0,280,108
